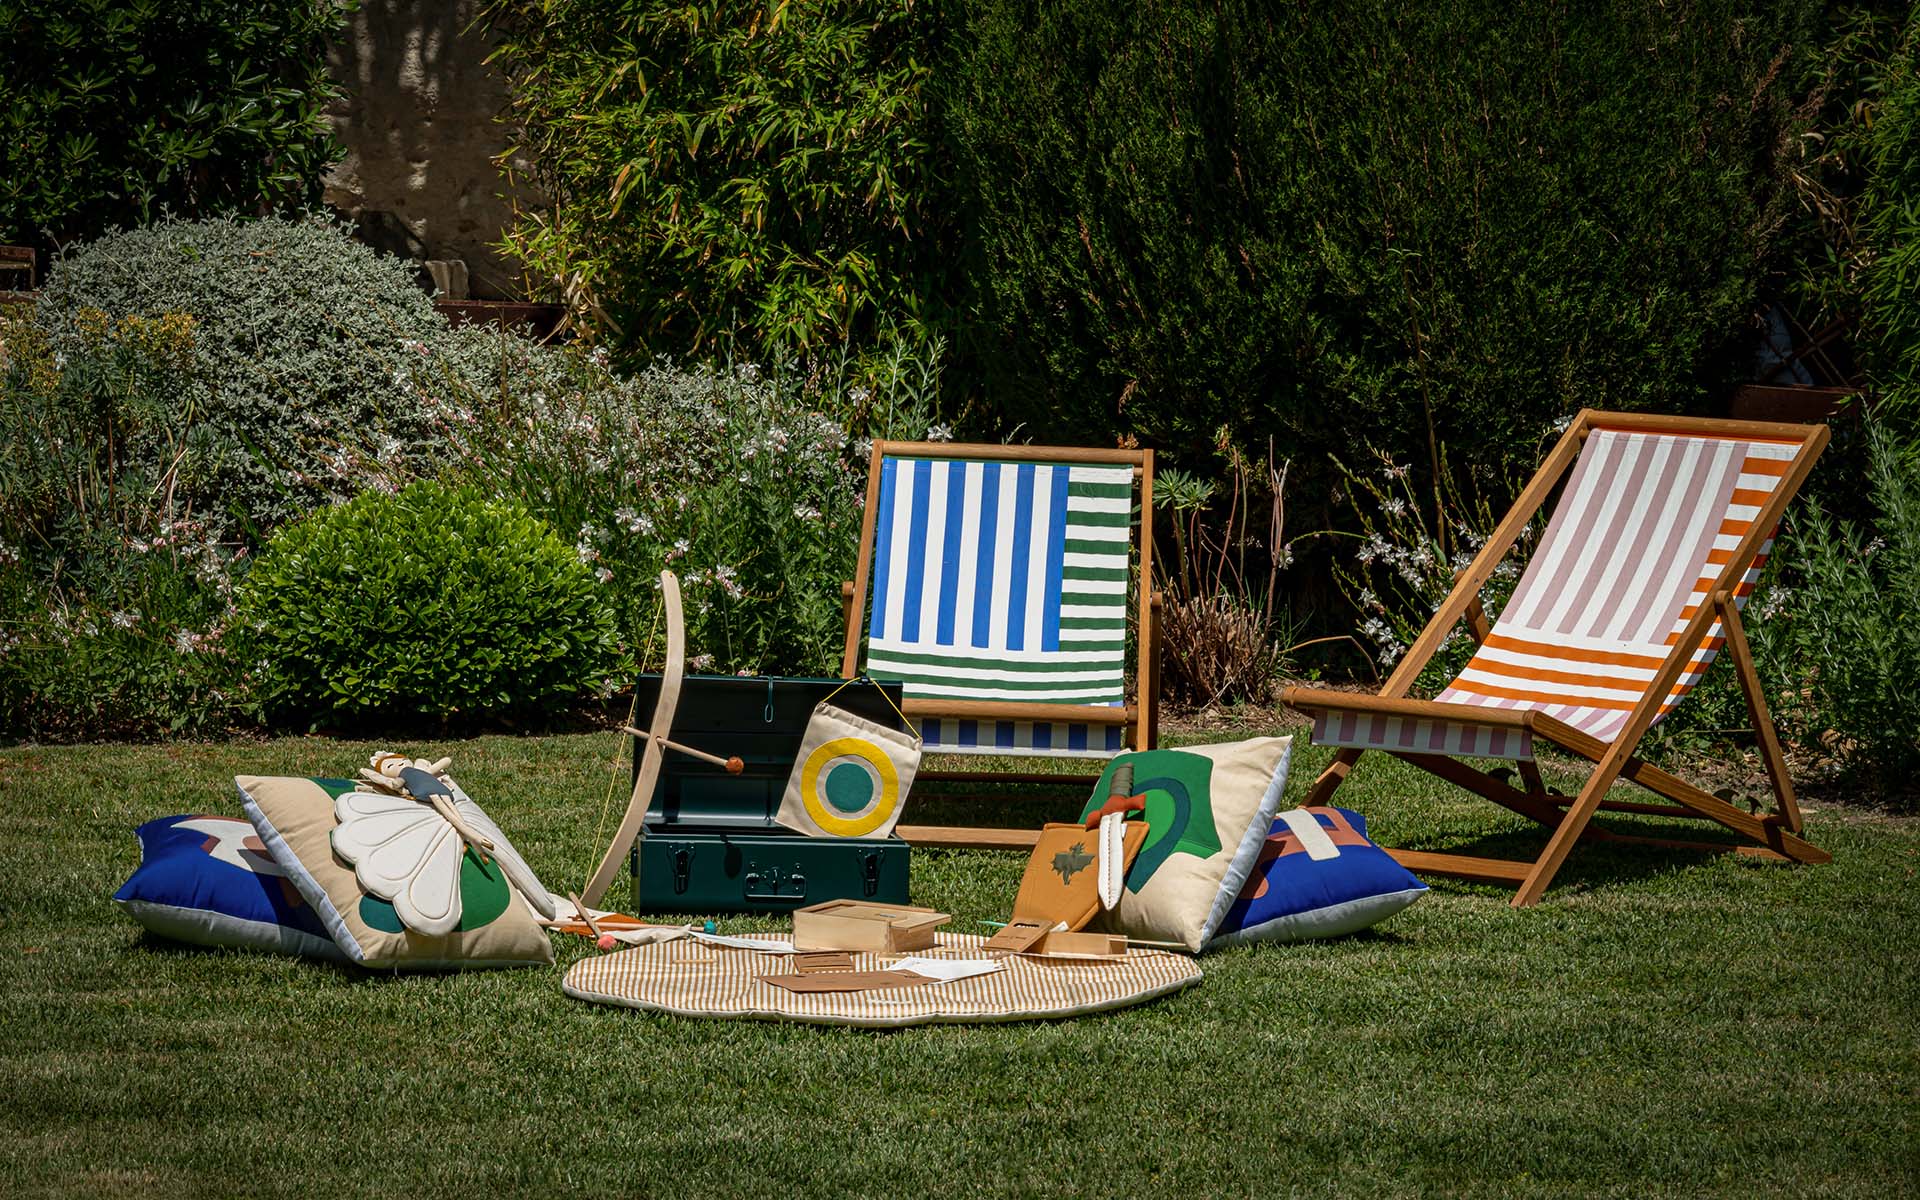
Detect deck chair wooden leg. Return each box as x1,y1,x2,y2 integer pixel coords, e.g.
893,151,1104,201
1617,757,1829,864
1514,758,1629,907
1518,758,1548,796
1715,591,1803,834
1304,748,1362,805
1392,753,1566,828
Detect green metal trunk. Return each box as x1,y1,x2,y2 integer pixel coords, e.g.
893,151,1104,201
627,675,911,914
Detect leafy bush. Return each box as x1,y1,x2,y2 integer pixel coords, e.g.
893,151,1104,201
1150,447,1314,708
1857,14,1920,430
340,326,945,678
237,480,619,726
939,0,1820,477
34,215,451,536
481,0,944,361
0,308,248,739
0,1,343,253
1759,425,1920,799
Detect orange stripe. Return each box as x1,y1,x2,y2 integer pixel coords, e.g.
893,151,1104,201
1719,518,1755,536
1481,633,1668,671
1729,487,1773,507
1588,426,1807,451
1446,677,1639,710
1742,455,1794,475
1463,655,1650,692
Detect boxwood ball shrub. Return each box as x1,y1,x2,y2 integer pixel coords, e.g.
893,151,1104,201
237,481,619,725
34,215,450,538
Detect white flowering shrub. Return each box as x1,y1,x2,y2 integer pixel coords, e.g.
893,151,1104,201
1330,448,1530,690
32,214,450,537
339,326,946,678
0,308,249,738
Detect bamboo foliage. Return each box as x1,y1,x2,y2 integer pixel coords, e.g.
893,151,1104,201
483,0,942,361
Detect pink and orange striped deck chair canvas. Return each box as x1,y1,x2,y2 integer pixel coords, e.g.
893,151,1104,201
1283,410,1831,907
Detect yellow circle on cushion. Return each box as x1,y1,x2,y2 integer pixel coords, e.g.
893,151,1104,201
799,737,900,837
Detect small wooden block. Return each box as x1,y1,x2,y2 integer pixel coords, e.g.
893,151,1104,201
1029,931,1127,958
792,900,951,953
792,951,856,974
981,918,1054,955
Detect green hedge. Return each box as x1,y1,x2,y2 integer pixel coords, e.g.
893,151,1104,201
0,0,342,253
1858,13,1920,430
938,0,1817,474
482,0,944,361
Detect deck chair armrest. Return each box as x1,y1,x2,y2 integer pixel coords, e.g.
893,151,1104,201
902,698,1137,725
1279,687,1536,731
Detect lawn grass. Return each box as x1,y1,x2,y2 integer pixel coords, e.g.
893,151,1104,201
2,728,1915,1198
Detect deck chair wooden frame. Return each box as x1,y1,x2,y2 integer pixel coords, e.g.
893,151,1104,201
840,442,1160,844
1282,410,1831,907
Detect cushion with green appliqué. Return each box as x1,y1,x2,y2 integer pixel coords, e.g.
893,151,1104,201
236,775,554,969
1075,737,1293,952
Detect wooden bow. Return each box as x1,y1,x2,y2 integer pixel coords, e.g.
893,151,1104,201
581,569,686,908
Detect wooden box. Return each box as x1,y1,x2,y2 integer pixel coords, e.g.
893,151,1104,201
791,900,951,953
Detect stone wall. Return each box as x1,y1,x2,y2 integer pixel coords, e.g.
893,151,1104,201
322,1,540,300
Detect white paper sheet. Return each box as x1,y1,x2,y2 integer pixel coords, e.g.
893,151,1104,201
889,956,1005,982
689,931,797,954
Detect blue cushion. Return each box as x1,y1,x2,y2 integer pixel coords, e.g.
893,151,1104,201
1207,806,1427,947
113,815,342,959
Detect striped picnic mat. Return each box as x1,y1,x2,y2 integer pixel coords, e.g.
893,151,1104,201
562,932,1201,1027
862,455,1137,757
1315,427,1799,760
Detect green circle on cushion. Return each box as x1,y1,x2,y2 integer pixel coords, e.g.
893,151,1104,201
823,760,875,814
456,852,510,928
357,850,511,934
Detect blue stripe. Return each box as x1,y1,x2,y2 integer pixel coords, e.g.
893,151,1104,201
936,463,966,645
900,462,932,642
1068,724,1088,752
871,457,899,640
1106,725,1123,752
1042,466,1069,652
996,721,1016,749
922,718,941,746
1033,722,1051,750
1005,465,1036,651
971,464,1000,647
959,719,978,747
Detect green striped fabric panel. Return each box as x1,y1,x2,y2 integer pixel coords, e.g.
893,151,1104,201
863,457,1133,707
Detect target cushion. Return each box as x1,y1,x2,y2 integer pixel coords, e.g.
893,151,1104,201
113,815,343,959
777,703,920,839
1075,736,1294,952
1207,806,1428,947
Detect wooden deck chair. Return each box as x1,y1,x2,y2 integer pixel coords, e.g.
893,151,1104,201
1282,410,1830,907
840,442,1159,841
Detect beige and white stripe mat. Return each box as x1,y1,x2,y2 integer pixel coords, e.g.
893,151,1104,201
563,932,1201,1027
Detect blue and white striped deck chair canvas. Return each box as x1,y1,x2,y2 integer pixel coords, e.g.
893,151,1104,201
841,442,1158,764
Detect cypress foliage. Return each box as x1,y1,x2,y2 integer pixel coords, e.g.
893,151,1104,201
938,1,1820,478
